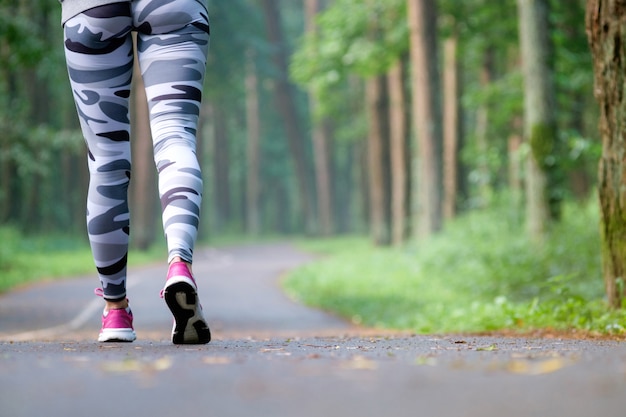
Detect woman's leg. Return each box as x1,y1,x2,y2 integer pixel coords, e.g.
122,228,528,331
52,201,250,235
64,3,134,302
134,0,210,266
132,0,211,344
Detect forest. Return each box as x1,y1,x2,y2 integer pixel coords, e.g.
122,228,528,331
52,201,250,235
2,0,626,331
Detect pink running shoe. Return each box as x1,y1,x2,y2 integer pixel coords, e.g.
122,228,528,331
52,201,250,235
161,262,211,344
95,289,136,342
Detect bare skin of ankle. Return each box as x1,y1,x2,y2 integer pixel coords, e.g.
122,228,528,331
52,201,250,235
171,256,192,271
104,256,192,311
104,299,128,312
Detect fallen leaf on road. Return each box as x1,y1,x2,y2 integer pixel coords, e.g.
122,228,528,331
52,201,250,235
507,358,570,375
202,356,231,365
476,344,498,351
101,359,143,373
341,355,378,370
415,356,437,366
152,356,172,371
100,356,172,373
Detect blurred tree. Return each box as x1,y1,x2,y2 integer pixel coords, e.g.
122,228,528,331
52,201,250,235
260,0,316,234
291,0,408,243
388,57,410,245
587,0,626,308
366,75,391,245
0,0,86,233
200,0,267,237
552,0,597,200
129,34,158,250
407,0,443,239
212,105,232,227
442,25,461,220
245,49,261,235
517,0,559,241
305,0,334,236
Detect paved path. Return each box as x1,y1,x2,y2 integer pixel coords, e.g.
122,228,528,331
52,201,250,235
1,243,626,417
0,244,354,342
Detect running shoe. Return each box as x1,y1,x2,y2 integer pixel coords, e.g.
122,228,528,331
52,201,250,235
98,308,137,342
161,262,211,344
95,288,136,342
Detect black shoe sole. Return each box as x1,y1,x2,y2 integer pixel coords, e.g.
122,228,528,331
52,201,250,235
163,282,211,345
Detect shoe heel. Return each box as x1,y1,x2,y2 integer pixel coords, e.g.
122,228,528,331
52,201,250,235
163,282,211,344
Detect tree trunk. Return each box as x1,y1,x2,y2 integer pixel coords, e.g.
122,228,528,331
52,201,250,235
312,119,334,235
305,0,334,236
517,0,559,241
407,0,443,239
0,135,11,222
442,34,460,220
197,102,214,239
213,106,231,230
260,0,315,233
358,140,371,233
586,0,626,308
568,92,594,200
508,116,524,222
388,60,409,246
273,181,291,234
245,49,261,236
21,175,39,231
129,33,157,250
475,48,494,208
334,141,356,233
366,76,391,246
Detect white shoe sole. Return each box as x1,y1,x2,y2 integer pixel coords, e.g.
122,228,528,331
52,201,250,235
98,328,136,342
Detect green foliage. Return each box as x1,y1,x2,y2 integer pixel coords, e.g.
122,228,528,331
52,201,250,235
530,122,557,167
285,198,625,335
550,0,594,106
290,0,407,118
0,0,603,255
0,11,45,69
0,227,20,271
204,0,264,102
4,126,84,177
462,71,524,132
461,70,524,194
448,0,518,69
454,0,595,207
0,227,166,293
0,229,94,293
0,2,88,233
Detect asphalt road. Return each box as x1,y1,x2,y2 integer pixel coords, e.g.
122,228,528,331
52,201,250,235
1,243,626,417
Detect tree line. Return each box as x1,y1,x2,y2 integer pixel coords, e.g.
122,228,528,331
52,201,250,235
2,1,626,304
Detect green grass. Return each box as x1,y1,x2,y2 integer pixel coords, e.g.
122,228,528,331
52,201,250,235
0,228,166,293
0,227,295,294
0,226,301,294
285,199,626,336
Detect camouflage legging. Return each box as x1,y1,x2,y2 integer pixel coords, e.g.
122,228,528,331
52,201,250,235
64,0,210,301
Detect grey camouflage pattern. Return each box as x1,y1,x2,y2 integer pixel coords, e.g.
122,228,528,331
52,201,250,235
63,0,209,300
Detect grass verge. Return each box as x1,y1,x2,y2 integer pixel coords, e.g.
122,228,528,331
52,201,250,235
0,228,292,294
0,228,165,293
285,200,626,337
